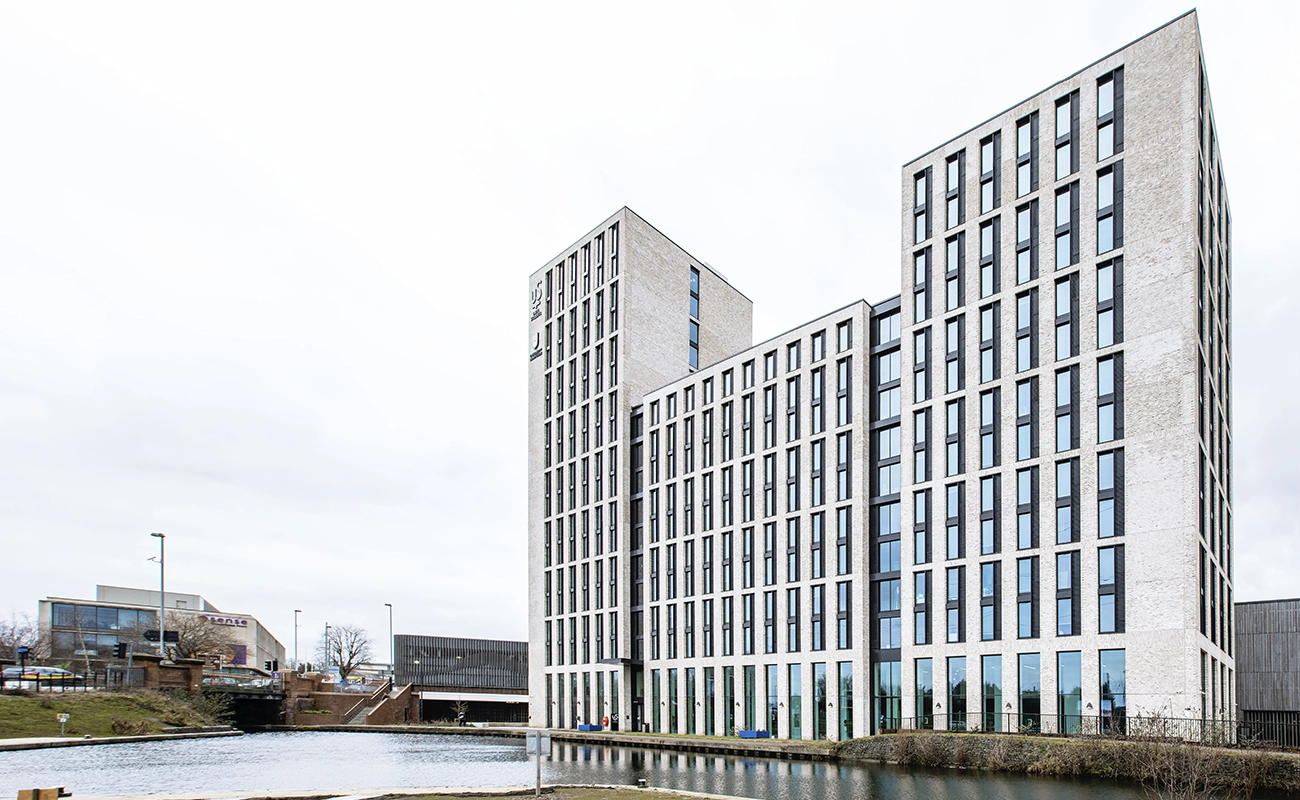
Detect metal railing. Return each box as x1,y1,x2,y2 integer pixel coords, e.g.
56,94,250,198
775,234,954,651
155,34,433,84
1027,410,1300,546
1,667,146,693
875,713,1283,747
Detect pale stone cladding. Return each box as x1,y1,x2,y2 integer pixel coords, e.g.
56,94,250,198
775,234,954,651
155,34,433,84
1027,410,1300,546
895,9,1232,733
526,208,753,729
635,301,875,739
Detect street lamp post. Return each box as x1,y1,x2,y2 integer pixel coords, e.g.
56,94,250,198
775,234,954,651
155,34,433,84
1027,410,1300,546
150,533,166,659
294,610,302,671
384,603,393,678
324,623,331,674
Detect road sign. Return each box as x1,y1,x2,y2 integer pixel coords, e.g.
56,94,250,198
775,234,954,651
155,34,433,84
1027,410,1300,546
56,713,70,736
525,729,551,797
15,647,28,655
524,729,552,755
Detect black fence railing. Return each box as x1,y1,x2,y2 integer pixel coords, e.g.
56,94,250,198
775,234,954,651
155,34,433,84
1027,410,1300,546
0,667,146,693
878,713,1270,747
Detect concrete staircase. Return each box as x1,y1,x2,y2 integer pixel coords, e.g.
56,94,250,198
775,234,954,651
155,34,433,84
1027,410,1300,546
343,681,396,726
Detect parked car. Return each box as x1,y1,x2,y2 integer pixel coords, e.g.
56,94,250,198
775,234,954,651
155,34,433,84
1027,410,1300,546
2,666,83,681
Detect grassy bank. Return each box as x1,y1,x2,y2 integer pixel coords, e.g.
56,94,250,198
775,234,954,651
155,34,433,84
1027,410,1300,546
838,732,1300,797
0,690,225,738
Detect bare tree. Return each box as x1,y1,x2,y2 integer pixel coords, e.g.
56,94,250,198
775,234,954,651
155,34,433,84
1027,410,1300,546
0,612,47,661
315,624,372,681
165,611,240,662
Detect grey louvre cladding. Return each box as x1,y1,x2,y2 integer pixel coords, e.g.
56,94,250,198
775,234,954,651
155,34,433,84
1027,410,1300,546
396,634,528,690
1235,599,1300,712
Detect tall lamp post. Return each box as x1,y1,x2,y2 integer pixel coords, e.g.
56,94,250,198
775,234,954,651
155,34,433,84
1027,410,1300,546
324,623,331,674
384,603,394,678
294,609,302,671
150,532,166,659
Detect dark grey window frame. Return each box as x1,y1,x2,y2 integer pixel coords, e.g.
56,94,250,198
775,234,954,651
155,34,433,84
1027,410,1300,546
1097,67,1125,156
980,131,1001,212
1016,200,1039,284
1017,555,1040,639
980,560,1002,641
946,151,966,230
1016,466,1039,550
1016,111,1040,197
1098,543,1126,634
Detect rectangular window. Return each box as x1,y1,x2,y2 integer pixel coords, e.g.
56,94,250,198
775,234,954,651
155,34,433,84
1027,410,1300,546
1099,544,1125,633
946,152,965,230
914,249,931,323
836,581,852,649
1058,651,1082,734
811,583,825,651
980,132,1000,214
787,587,801,652
945,235,964,312
945,315,963,394
1054,274,1078,361
948,656,968,730
980,561,1000,641
914,570,931,645
837,507,851,575
915,658,934,729
1055,459,1079,544
1017,466,1038,550
1097,164,1124,254
945,399,963,477
837,358,853,426
1097,355,1123,443
1054,183,1080,271
1056,550,1080,636
1019,653,1041,729
1055,91,1079,180
1097,258,1123,348
913,489,930,565
1016,290,1038,372
913,408,929,484
1016,200,1039,285
979,303,999,383
945,565,964,643
915,168,932,245
1017,556,1039,639
1097,68,1124,161
1055,366,1078,452
1098,449,1124,539
945,483,963,560
1016,112,1039,198
979,219,1000,299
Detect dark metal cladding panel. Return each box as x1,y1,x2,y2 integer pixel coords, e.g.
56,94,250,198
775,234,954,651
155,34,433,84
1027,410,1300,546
394,634,528,691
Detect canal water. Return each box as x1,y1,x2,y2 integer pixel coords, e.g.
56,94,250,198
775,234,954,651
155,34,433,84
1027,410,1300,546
1,731,1144,798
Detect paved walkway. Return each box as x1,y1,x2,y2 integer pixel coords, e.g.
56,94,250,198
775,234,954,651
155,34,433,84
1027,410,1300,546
0,730,241,752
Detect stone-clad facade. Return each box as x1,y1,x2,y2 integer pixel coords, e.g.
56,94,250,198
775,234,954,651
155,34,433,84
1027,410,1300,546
527,10,1232,737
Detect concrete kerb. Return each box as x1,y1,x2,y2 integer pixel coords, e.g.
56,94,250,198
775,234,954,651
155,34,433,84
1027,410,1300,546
76,786,756,800
258,725,835,761
0,729,242,752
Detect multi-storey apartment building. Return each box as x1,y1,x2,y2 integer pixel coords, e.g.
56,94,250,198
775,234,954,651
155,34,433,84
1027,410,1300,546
527,10,1231,738
897,9,1231,735
526,209,753,732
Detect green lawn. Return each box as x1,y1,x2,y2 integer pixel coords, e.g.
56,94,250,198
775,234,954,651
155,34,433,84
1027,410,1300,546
0,690,221,738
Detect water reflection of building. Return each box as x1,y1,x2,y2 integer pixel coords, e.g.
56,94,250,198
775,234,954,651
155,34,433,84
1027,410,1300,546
38,585,285,670
394,634,528,723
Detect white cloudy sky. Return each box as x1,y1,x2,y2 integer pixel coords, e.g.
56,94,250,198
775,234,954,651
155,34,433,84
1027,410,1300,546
1,1,1296,656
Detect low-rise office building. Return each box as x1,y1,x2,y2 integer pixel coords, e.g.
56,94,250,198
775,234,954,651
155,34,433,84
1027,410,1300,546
38,584,285,671
395,634,528,723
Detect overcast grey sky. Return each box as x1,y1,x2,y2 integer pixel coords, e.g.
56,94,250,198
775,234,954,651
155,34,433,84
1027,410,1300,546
1,1,1295,653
